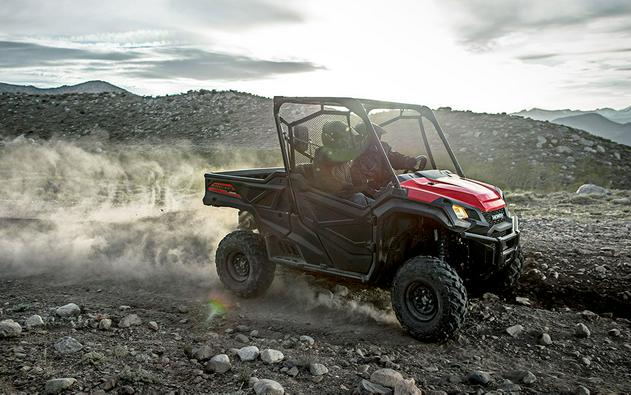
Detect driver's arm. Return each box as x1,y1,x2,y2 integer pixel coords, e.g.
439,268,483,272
382,142,418,170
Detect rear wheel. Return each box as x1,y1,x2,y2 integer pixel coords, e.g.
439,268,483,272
215,230,275,298
392,256,467,342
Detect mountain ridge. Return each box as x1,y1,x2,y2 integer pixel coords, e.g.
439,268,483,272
0,80,129,95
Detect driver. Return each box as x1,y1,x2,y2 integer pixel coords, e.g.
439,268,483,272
352,122,427,196
312,121,371,206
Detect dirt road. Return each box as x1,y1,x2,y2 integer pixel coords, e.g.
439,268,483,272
1,191,630,394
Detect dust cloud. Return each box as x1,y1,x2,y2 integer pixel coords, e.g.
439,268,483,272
0,135,395,325
0,136,237,280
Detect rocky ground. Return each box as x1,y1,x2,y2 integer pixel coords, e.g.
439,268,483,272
1,91,630,394
1,190,630,395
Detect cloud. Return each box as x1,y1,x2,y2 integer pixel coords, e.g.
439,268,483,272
127,47,323,81
0,41,140,68
168,0,302,29
441,0,631,49
0,0,302,36
0,40,322,82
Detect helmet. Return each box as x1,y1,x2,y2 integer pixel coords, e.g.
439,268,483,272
320,121,361,162
355,122,386,138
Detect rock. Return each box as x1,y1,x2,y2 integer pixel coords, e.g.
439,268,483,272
515,296,531,306
538,333,552,345
237,345,260,361
55,303,81,317
575,385,590,395
192,345,214,361
54,336,83,353
286,366,299,377
333,284,349,296
506,324,524,337
299,335,315,346
309,362,329,376
44,378,77,394
235,333,249,343
521,371,537,384
357,379,393,394
425,392,448,395
575,323,591,338
612,197,630,205
98,318,112,330
253,379,285,395
249,377,260,387
370,368,403,388
25,314,44,329
608,328,621,337
261,349,284,364
556,145,572,154
118,314,142,328
148,321,159,331
576,184,608,195
206,354,231,373
0,319,22,337
467,370,492,386
393,378,422,395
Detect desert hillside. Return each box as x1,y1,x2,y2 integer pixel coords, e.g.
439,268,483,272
1,90,630,190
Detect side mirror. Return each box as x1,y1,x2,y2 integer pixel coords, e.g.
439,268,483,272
293,126,309,154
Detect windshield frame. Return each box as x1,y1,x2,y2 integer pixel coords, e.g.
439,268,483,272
273,97,465,191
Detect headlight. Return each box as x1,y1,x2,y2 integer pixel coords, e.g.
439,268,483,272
452,204,469,219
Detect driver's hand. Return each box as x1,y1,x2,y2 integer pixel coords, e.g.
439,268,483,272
415,155,428,171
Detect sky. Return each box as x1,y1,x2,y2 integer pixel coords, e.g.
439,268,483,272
1,0,630,113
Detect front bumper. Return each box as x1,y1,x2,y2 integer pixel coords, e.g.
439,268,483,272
461,216,520,269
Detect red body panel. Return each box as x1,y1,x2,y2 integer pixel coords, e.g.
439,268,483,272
401,175,505,212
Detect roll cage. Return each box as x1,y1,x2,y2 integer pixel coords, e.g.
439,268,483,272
272,96,465,190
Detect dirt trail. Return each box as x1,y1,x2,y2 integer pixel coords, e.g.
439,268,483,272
1,190,631,394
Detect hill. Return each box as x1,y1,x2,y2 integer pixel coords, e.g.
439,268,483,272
552,113,631,146
0,80,129,95
514,107,631,124
0,89,630,191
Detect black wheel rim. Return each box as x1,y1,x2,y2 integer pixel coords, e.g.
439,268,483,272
227,252,250,282
405,282,438,322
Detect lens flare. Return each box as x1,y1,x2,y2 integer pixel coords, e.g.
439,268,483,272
206,292,229,321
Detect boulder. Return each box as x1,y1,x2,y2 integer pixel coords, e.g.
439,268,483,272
44,378,77,394
576,184,608,195
118,314,142,328
261,349,284,364
55,303,81,317
25,314,45,329
0,319,22,337
54,336,83,354
253,379,284,395
206,354,231,374
357,379,392,394
309,362,329,376
370,368,404,388
237,346,260,361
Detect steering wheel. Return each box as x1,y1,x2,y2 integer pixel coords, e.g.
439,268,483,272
404,155,428,173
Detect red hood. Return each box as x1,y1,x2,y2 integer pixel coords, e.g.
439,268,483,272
401,174,505,212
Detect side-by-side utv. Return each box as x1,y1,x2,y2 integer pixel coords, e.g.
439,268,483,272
203,97,522,342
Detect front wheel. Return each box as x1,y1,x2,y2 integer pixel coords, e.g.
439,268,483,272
392,256,467,342
215,230,275,298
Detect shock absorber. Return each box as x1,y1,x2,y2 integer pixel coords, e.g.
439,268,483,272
435,229,447,261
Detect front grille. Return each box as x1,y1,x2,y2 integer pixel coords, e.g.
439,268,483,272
483,208,506,225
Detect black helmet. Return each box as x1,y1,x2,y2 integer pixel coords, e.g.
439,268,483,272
320,121,361,162
355,122,386,138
